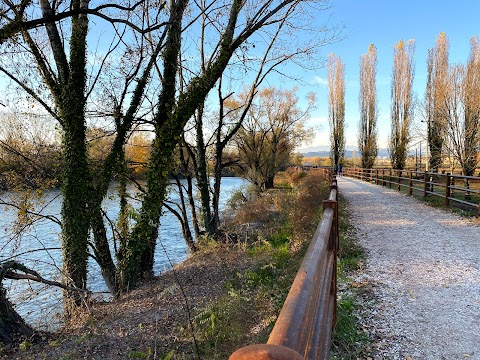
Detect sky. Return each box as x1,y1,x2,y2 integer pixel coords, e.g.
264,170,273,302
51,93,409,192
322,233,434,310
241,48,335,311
299,0,480,153
2,0,479,156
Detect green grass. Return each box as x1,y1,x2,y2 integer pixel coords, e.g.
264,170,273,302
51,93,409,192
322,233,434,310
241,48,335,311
331,194,371,359
191,231,308,359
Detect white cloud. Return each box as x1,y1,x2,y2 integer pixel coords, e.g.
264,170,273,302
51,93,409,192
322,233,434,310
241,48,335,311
314,76,328,86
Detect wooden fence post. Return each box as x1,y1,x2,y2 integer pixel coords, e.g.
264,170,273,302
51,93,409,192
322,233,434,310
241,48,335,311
397,170,401,191
389,168,392,189
409,170,413,196
446,173,451,207
423,172,428,197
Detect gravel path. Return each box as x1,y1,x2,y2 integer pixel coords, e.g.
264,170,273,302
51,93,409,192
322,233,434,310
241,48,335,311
338,176,480,360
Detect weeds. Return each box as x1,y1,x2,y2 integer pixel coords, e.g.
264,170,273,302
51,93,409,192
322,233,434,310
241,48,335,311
331,194,371,359
190,170,331,358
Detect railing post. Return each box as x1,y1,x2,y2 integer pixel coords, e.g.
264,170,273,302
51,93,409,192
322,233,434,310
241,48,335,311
424,171,428,198
389,168,392,189
478,197,480,219
382,168,386,186
446,173,451,207
409,170,413,196
375,168,379,185
397,170,401,191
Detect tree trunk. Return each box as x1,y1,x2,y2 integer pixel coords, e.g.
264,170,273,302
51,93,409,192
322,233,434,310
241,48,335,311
90,207,118,296
264,175,275,190
186,175,201,238
58,0,90,316
212,153,223,233
0,286,34,345
118,136,169,290
195,105,215,236
61,125,89,315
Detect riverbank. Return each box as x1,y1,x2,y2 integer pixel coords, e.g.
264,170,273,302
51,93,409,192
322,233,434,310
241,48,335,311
1,247,258,359
1,170,331,359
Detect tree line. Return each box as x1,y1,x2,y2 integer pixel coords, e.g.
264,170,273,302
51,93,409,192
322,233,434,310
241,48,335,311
328,32,480,176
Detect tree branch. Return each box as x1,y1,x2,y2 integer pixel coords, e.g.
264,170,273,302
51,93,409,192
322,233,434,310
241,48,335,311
1,260,89,293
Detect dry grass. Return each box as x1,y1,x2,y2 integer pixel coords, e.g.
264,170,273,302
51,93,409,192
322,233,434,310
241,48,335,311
1,170,331,360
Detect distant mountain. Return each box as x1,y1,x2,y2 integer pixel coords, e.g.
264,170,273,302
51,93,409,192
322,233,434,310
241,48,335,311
301,151,331,158
300,148,390,159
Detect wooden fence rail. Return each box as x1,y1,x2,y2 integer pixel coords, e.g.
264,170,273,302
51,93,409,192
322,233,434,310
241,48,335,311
344,167,480,216
229,177,339,360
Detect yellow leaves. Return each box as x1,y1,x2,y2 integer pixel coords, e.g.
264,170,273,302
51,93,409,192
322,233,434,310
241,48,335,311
125,134,152,176
438,31,447,43
395,39,405,50
350,281,368,288
223,97,241,111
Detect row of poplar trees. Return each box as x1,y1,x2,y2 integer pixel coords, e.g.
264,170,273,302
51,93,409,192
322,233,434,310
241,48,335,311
329,32,480,176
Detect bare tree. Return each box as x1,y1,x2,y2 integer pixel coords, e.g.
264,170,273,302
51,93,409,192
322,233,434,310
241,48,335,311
358,44,378,168
235,87,314,191
444,37,480,176
0,0,339,324
426,32,449,172
328,53,345,170
389,39,415,170
172,0,339,240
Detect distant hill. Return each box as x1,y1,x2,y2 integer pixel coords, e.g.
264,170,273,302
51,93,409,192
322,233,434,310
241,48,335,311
300,148,390,159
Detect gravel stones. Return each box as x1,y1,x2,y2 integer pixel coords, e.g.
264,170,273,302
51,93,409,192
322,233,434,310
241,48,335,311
339,177,480,360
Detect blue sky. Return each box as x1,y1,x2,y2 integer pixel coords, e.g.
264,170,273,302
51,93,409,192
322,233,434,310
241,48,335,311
300,0,480,152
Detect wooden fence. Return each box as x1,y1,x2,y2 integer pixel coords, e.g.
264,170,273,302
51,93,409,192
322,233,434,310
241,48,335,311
344,167,480,216
229,177,339,360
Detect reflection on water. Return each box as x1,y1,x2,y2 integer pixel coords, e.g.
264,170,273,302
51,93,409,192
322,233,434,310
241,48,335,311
0,177,247,330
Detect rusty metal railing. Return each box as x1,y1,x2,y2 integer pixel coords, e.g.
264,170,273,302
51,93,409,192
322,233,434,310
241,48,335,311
230,177,339,360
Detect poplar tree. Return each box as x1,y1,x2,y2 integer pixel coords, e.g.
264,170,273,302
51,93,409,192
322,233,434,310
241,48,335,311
358,44,378,169
426,32,449,172
328,53,346,170
444,37,480,176
389,39,415,170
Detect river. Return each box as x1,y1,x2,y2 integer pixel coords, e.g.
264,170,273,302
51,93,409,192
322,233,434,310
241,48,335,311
0,177,247,330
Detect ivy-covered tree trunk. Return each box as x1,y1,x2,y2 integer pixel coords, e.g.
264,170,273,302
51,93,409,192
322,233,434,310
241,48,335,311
212,151,223,233
119,0,248,290
118,135,170,289
58,3,90,315
60,125,90,314
90,206,118,295
195,104,216,236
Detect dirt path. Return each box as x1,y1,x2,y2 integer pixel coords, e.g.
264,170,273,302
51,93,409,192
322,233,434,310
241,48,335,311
338,176,480,360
